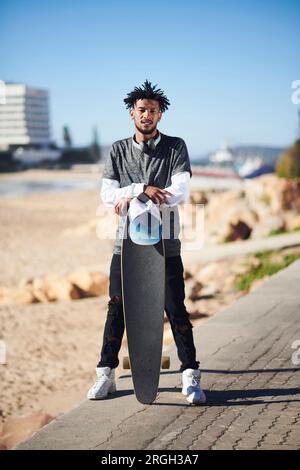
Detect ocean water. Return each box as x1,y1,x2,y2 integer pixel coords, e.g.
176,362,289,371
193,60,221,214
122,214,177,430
0,174,243,197
190,175,244,191
0,179,99,197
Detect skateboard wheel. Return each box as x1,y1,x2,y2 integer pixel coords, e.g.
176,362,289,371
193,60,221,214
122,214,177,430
161,356,170,369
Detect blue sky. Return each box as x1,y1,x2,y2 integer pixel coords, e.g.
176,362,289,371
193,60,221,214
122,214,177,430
1,0,299,157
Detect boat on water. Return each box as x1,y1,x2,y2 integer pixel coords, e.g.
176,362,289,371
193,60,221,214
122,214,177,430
192,141,274,180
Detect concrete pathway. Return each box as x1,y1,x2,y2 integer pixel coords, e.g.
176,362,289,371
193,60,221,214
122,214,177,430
182,231,300,264
16,260,300,450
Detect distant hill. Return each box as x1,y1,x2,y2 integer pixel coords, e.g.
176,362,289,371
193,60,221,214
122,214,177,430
232,145,287,165
100,145,112,161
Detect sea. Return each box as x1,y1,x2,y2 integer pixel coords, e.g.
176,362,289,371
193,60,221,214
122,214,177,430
0,179,99,197
0,173,243,197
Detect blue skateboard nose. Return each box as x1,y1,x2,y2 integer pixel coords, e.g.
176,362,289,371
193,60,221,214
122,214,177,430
129,213,162,245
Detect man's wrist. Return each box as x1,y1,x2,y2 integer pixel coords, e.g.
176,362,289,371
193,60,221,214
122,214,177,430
137,192,150,204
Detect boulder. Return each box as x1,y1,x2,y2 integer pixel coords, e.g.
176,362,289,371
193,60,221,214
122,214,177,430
251,215,286,238
185,279,203,301
44,275,81,301
224,220,252,242
68,270,108,297
30,277,49,303
199,283,220,297
284,213,300,231
190,191,208,205
0,286,35,305
194,262,220,284
281,179,300,212
0,411,54,450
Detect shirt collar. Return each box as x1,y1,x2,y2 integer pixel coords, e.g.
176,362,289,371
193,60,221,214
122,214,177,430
132,130,161,152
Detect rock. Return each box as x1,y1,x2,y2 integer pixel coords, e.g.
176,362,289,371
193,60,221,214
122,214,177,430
185,300,209,320
0,411,54,450
186,300,209,320
19,277,34,288
284,213,300,231
204,192,258,243
199,283,220,297
183,269,193,281
68,270,108,297
88,272,109,297
245,256,262,269
195,262,220,283
221,274,237,290
266,215,286,232
185,279,203,301
30,277,49,303
190,281,204,300
0,270,109,305
230,262,251,276
0,286,13,304
197,174,300,244
44,275,81,301
14,288,36,305
224,220,252,242
251,215,286,238
190,191,208,205
189,310,209,321
281,179,300,212
0,286,35,305
183,262,205,278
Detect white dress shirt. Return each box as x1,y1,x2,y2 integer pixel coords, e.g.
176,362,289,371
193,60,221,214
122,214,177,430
100,171,191,208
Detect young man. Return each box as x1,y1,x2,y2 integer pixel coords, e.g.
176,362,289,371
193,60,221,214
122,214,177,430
87,80,206,404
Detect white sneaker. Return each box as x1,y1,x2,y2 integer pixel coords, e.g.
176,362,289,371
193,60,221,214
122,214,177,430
182,368,206,404
87,367,117,400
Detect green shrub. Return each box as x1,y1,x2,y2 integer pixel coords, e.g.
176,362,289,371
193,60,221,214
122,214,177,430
276,139,300,178
235,251,300,291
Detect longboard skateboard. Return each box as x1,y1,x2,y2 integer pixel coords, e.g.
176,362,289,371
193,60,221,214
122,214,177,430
121,211,170,404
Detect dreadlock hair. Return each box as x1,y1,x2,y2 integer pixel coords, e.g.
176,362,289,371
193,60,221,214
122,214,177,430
123,79,170,113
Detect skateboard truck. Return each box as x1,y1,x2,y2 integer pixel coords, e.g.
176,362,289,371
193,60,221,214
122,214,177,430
123,356,170,370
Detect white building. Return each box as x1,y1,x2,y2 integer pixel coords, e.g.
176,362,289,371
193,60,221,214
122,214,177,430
0,82,52,150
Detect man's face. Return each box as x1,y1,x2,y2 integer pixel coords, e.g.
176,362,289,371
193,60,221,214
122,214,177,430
130,99,162,135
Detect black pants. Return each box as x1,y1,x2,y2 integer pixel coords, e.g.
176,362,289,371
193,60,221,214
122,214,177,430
97,254,200,372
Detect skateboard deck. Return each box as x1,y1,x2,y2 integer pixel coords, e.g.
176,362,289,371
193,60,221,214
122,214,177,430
121,213,167,404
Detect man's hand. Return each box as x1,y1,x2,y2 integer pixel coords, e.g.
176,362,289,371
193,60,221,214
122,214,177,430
114,197,133,215
144,185,173,204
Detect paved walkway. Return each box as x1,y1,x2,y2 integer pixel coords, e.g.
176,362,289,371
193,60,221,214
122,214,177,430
16,260,300,450
182,231,300,264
